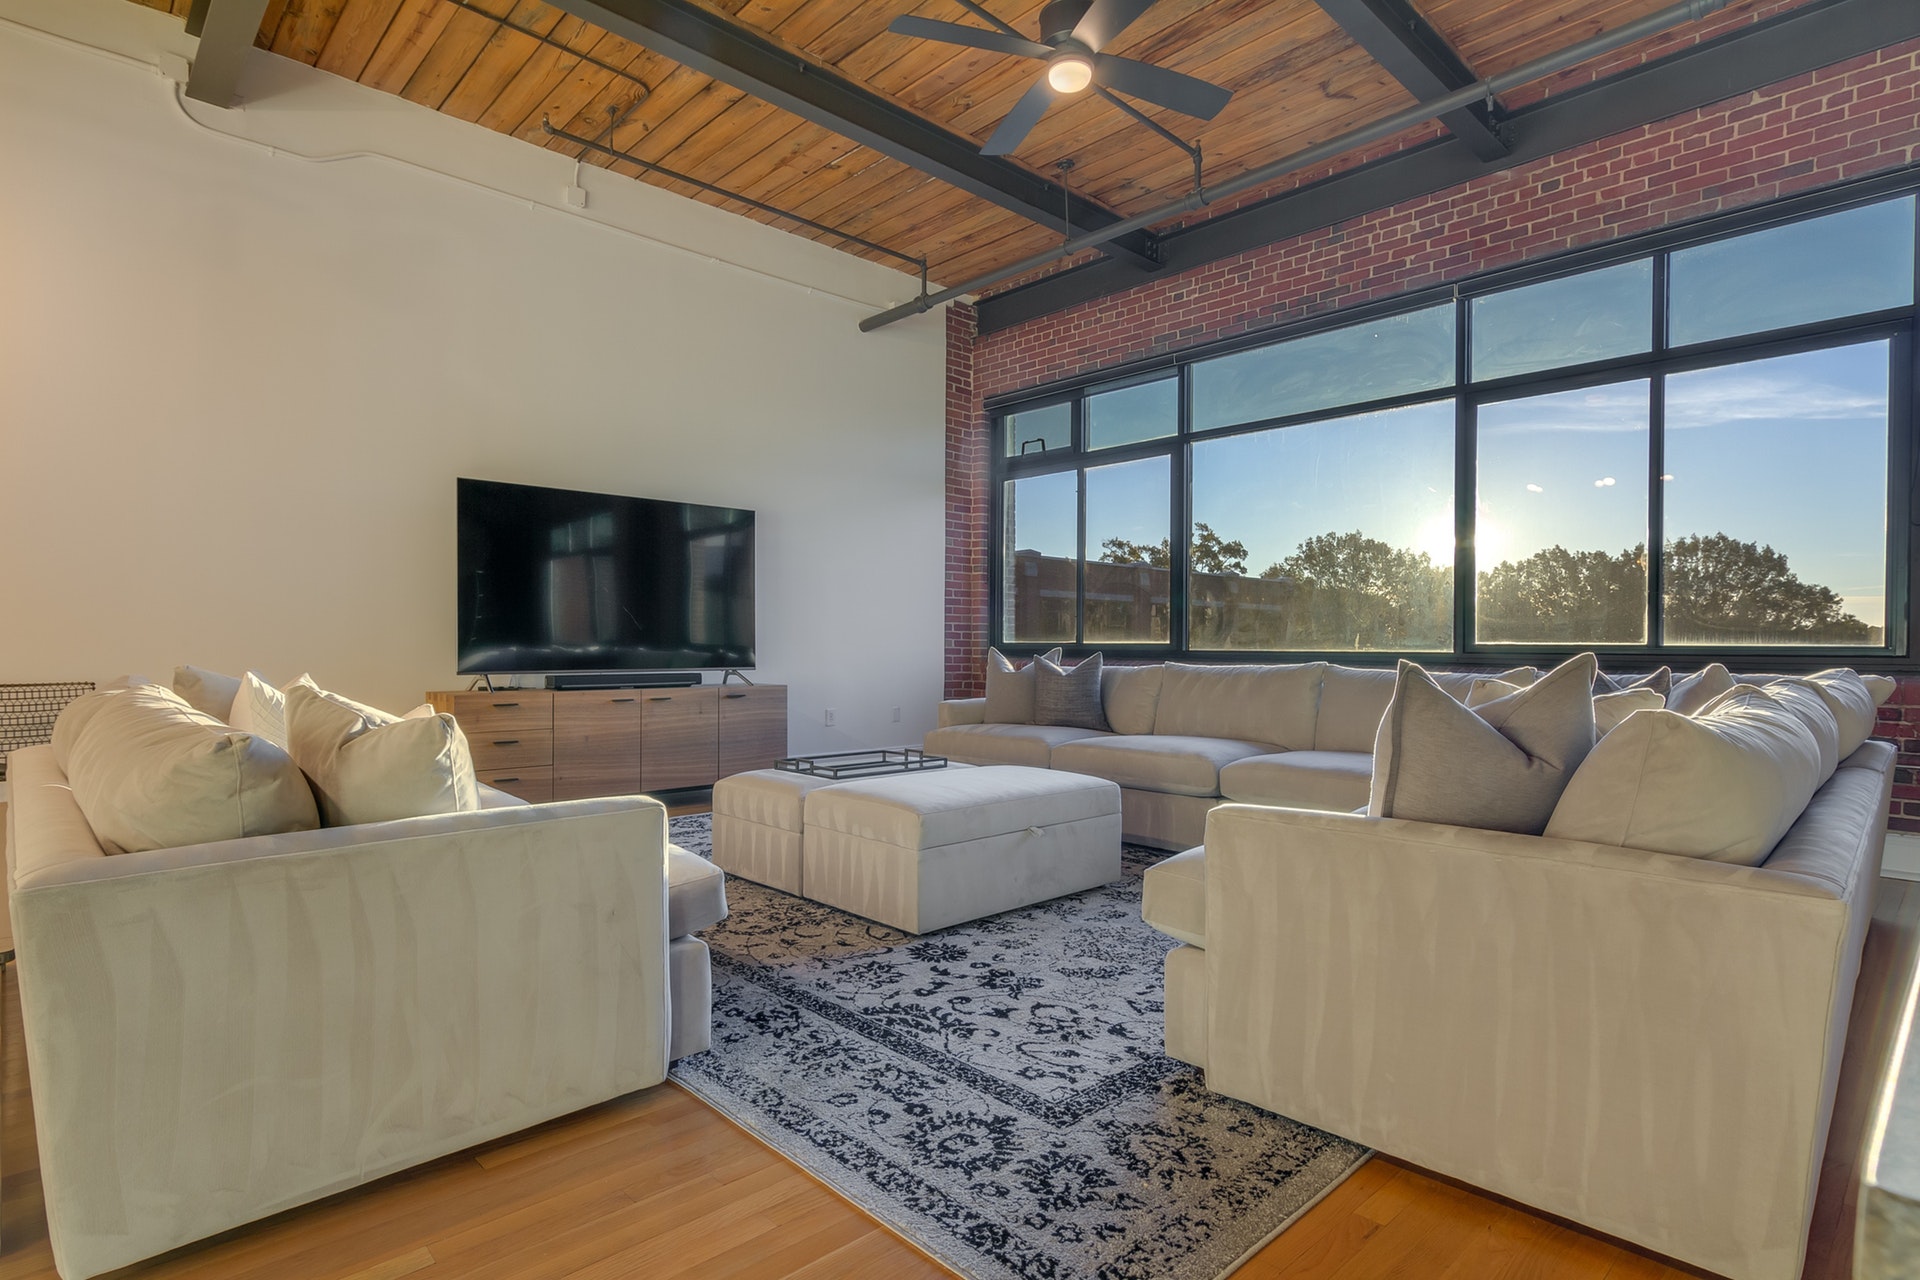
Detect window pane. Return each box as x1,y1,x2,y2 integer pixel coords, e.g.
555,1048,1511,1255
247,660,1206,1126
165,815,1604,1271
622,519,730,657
1085,457,1171,643
1476,382,1650,644
1003,471,1078,643
1191,304,1456,431
1189,401,1455,651
1471,259,1653,381
1669,196,1916,346
1004,402,1071,457
1087,377,1177,450
1663,342,1889,646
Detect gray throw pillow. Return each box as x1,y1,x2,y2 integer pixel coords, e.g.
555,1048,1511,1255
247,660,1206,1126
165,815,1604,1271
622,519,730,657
1370,652,1599,835
1035,653,1109,731
982,647,1062,724
1594,665,1672,698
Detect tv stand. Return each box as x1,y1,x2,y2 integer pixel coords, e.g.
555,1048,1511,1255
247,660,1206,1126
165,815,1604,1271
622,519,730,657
427,683,788,803
550,672,701,691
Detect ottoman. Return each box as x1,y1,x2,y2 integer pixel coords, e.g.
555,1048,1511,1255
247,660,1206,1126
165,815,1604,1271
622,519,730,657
710,769,846,895
801,765,1122,933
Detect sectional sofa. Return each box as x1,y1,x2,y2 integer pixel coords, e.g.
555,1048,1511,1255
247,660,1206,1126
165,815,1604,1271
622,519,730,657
926,661,1530,848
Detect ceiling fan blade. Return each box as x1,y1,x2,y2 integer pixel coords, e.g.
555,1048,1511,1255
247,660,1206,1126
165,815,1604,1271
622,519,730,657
1071,0,1158,53
981,78,1057,156
887,16,1049,60
1092,53,1232,120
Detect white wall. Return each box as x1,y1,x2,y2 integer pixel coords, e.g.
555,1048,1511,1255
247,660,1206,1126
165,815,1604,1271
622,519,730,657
0,0,949,754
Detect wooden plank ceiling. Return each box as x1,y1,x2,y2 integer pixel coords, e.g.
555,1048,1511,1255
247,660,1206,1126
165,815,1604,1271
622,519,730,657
129,0,1714,288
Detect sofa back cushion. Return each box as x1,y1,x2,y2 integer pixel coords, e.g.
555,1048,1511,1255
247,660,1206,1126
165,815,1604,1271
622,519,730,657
1154,662,1324,750
1100,664,1164,736
1315,665,1398,753
59,685,320,854
170,664,244,722
1544,684,1824,865
286,684,480,827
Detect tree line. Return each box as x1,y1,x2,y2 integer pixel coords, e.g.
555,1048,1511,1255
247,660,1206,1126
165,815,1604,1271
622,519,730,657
1094,525,1873,648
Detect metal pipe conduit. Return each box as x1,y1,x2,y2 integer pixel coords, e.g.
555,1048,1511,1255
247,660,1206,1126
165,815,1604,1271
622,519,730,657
859,0,1729,332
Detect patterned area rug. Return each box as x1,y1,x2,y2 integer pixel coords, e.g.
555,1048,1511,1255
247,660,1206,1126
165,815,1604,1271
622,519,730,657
668,814,1369,1280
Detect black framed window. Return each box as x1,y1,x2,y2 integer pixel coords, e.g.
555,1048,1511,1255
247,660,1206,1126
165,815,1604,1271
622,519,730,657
990,176,1920,671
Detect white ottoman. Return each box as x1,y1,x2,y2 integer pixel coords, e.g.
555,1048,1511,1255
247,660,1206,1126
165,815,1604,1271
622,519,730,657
801,765,1122,933
710,769,845,895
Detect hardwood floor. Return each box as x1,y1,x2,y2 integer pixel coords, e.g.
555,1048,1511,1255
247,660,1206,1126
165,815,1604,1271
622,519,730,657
0,792,1912,1278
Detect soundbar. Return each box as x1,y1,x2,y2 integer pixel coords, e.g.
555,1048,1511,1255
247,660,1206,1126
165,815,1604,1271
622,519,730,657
550,671,702,690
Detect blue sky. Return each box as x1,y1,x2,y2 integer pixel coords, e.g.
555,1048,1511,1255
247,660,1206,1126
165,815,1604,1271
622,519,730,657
1010,337,1891,626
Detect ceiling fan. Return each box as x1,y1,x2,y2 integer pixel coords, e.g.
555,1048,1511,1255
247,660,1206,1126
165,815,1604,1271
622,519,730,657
889,0,1233,156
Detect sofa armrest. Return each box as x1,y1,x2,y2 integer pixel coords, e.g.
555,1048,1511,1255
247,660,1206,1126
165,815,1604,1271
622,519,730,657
13,794,671,1280
938,698,987,728
1199,801,1855,1280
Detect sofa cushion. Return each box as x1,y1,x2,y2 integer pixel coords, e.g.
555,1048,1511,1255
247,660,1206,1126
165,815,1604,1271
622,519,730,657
1545,683,1824,865
1051,734,1275,798
1737,669,1877,757
924,723,1108,769
1153,662,1324,750
1724,679,1841,784
1315,666,1397,753
60,684,320,854
286,683,480,827
171,664,244,722
983,647,1062,724
1218,750,1372,812
1141,845,1206,947
1035,652,1109,731
1863,673,1897,706
667,843,728,936
1667,663,1736,715
1370,654,1597,835
1100,664,1164,736
1594,687,1664,735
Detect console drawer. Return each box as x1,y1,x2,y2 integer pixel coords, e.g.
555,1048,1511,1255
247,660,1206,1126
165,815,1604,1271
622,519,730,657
468,729,553,772
475,766,553,804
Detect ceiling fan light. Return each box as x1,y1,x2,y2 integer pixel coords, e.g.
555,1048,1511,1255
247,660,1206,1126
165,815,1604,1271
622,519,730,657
1046,52,1094,94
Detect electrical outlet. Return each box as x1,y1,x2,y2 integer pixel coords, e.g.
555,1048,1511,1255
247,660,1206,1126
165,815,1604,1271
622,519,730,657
892,706,902,723
824,708,835,727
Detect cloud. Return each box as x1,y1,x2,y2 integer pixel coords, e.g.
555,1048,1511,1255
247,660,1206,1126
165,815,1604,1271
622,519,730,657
1665,369,1887,430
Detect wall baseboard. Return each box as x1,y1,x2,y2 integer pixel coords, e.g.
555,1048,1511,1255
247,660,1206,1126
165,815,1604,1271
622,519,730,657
1887,831,1920,882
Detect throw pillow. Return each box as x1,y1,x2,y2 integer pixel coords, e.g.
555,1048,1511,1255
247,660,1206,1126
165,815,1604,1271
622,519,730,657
1034,652,1109,731
1370,652,1598,835
60,684,319,854
1665,663,1736,716
1863,674,1897,706
1593,666,1672,699
1468,679,1660,738
982,647,1062,724
230,671,317,751
1545,684,1824,865
285,683,480,827
171,664,244,721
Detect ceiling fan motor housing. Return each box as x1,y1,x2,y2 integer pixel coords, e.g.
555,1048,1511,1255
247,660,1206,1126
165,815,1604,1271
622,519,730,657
1039,0,1095,45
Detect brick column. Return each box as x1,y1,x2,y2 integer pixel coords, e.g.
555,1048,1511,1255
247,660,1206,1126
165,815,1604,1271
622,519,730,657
944,302,989,698
1877,678,1920,833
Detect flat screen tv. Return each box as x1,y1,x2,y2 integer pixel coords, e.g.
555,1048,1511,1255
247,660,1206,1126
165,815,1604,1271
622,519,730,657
457,477,755,675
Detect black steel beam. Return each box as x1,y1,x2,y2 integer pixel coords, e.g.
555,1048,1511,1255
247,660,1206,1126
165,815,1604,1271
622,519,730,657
185,0,272,107
978,0,1920,334
543,0,1163,270
1315,0,1508,161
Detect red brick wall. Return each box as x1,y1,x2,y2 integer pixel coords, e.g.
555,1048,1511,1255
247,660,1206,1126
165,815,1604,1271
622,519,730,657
945,301,989,698
941,34,1920,820
1876,692,1920,833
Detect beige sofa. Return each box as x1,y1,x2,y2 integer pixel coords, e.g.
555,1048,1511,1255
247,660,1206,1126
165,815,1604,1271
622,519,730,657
926,661,1514,848
1137,681,1893,1280
6,739,724,1280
